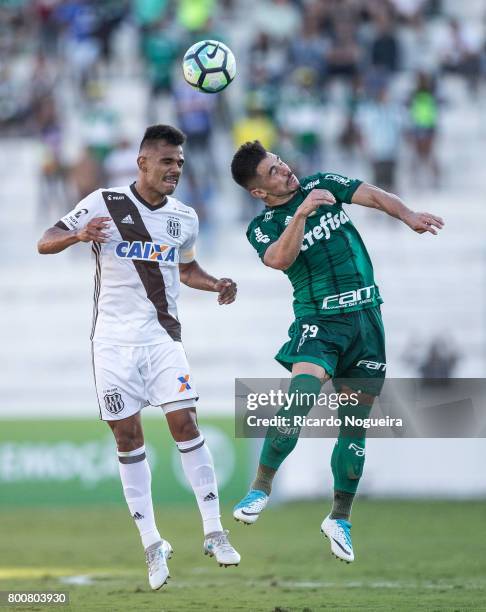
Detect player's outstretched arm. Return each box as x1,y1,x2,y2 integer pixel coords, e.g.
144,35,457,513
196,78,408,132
37,218,111,254
264,189,336,270
179,261,237,305
351,183,444,235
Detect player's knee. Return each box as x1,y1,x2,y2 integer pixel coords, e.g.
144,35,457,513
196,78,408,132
177,420,200,442
108,420,144,452
115,434,144,452
174,415,200,442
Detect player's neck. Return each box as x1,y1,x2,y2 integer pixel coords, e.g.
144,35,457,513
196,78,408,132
133,180,168,208
264,190,299,208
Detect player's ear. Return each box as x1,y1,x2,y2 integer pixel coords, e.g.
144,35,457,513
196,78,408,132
250,187,266,199
137,154,147,173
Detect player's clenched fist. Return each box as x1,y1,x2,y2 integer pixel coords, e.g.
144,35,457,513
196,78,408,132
296,189,336,218
215,278,237,305
76,217,112,243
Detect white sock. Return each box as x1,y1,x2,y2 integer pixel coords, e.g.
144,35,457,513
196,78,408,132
117,445,161,549
177,434,223,535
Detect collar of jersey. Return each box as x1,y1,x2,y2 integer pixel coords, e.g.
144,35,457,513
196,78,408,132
130,182,168,211
265,187,303,212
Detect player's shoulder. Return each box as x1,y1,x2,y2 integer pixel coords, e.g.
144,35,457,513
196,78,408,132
84,185,132,208
299,173,325,192
246,207,283,241
299,172,348,190
301,171,356,190
100,184,132,199
167,196,198,220
75,187,117,210
300,172,361,205
246,209,267,235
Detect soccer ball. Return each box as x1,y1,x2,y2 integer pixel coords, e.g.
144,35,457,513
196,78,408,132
182,40,236,94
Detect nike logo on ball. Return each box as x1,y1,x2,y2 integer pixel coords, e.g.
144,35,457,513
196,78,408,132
207,44,220,58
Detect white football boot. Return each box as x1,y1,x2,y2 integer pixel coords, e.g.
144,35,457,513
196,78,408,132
321,515,354,563
203,529,241,567
145,539,173,590
233,489,269,525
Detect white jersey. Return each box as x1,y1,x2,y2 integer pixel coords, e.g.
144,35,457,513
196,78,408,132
57,183,198,346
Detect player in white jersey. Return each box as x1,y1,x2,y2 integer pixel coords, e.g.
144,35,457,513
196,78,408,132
37,125,241,590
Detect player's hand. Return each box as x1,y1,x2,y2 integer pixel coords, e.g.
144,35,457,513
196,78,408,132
76,217,112,243
296,189,336,218
402,211,444,235
215,278,237,305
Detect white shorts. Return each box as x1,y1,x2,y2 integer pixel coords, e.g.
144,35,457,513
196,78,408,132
92,341,198,421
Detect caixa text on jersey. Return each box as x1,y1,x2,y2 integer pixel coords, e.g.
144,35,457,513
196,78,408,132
115,241,177,263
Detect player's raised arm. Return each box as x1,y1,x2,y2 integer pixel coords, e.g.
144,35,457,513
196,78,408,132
179,260,237,305
37,217,111,254
351,182,444,235
263,189,336,270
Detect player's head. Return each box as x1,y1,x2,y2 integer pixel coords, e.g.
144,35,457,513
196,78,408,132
137,124,186,195
231,140,299,204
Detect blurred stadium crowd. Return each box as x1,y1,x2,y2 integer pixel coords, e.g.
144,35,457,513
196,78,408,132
1,0,485,228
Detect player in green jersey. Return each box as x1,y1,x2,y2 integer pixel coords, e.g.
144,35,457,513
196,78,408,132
230,140,443,563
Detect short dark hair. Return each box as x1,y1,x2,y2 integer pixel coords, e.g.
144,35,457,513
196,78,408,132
139,124,186,150
231,140,268,189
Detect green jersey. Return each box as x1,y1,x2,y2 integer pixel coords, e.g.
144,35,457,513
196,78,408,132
246,172,383,318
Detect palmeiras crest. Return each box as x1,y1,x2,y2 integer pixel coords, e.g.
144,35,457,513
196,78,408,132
104,391,125,415
167,217,181,238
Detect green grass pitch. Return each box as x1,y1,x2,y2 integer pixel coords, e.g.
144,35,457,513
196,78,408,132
1,500,485,611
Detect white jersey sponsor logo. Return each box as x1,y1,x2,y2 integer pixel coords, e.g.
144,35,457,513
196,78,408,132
58,185,198,345
60,208,88,230
115,241,177,263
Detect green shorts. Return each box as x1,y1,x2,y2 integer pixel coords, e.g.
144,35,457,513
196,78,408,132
275,306,386,396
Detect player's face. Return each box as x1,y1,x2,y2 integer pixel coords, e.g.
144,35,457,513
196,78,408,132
139,141,184,195
252,153,299,198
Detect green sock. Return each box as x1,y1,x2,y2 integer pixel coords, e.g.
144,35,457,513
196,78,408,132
258,374,322,473
330,403,371,495
331,436,366,495
252,464,276,496
330,489,355,520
